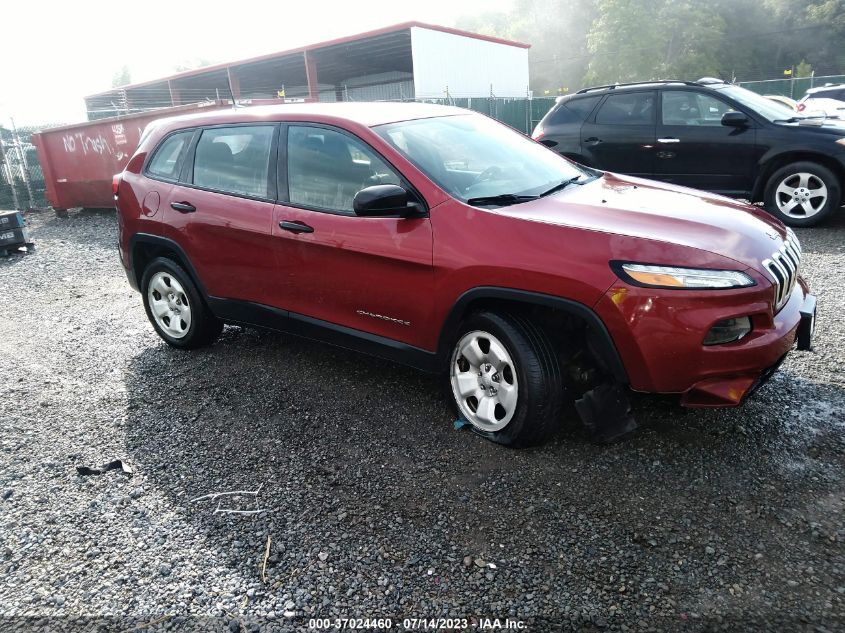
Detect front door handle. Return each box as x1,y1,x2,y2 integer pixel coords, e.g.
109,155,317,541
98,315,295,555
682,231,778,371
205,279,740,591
279,220,314,234
170,201,196,213
657,138,680,144
584,137,602,145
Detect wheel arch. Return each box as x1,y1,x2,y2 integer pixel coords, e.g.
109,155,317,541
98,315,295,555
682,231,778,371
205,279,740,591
129,234,207,297
751,151,845,202
437,287,628,384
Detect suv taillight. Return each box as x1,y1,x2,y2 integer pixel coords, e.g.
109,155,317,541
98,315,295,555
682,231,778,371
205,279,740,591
796,102,805,112
112,174,122,198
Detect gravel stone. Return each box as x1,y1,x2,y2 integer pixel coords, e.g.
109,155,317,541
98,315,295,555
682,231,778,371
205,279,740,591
0,208,844,631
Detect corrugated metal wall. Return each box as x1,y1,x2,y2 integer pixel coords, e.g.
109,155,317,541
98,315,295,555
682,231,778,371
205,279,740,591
410,27,529,99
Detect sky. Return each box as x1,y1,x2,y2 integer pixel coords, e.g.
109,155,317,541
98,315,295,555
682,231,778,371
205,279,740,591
0,0,514,126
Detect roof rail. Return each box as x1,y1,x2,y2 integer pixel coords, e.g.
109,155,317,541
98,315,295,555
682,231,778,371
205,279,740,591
575,80,703,94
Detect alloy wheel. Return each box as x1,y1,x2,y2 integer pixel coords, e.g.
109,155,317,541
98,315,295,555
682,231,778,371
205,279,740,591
775,172,828,219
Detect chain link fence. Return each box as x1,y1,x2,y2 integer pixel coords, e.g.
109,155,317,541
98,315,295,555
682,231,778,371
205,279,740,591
738,74,845,99
0,123,55,211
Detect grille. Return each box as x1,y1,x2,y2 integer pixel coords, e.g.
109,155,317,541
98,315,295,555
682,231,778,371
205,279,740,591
762,228,802,311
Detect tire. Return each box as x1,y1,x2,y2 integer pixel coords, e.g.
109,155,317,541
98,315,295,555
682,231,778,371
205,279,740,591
446,311,563,447
140,257,222,349
764,161,841,227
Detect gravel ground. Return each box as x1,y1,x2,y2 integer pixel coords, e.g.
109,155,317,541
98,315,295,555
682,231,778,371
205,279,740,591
1,208,844,633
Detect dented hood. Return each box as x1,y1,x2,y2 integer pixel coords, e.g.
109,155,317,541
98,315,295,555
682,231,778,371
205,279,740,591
504,173,788,272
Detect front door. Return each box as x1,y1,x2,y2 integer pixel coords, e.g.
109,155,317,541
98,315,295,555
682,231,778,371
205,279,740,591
652,90,757,195
580,90,656,176
272,124,434,349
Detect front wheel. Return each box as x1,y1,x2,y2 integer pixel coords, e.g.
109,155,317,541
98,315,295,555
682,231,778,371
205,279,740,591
446,311,563,447
764,161,841,227
140,257,222,349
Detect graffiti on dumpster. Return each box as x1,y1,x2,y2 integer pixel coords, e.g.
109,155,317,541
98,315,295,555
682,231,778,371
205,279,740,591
62,132,114,157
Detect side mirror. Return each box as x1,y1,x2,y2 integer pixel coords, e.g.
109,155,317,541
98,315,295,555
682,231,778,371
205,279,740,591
353,185,420,217
721,111,749,127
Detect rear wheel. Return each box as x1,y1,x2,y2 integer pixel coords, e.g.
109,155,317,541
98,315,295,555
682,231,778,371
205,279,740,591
447,311,563,447
764,161,841,226
141,257,222,349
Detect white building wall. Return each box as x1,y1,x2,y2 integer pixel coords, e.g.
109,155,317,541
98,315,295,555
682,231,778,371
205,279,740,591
410,27,529,99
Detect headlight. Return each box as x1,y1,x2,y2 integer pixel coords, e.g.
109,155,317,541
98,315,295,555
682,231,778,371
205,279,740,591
615,263,755,289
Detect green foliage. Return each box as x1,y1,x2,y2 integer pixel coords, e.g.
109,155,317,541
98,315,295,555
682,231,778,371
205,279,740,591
112,65,131,88
456,0,844,92
795,60,814,77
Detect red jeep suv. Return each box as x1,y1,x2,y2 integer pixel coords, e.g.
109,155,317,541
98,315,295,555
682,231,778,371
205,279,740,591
116,103,816,446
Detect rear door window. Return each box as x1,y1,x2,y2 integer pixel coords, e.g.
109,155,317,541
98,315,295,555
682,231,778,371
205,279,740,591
594,92,655,125
147,131,192,180
287,126,401,213
193,126,275,198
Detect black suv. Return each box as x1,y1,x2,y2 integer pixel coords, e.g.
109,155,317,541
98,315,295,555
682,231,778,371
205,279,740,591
532,79,845,226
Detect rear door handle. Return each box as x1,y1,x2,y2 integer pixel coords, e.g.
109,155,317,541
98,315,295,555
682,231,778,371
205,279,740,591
170,201,196,213
279,220,314,234
584,137,602,145
657,138,680,144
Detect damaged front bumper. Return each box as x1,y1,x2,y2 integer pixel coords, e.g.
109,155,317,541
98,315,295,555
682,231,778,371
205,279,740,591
594,274,815,408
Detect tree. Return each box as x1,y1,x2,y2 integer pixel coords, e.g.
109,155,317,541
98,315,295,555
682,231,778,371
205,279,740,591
795,60,814,78
111,65,131,88
584,0,725,85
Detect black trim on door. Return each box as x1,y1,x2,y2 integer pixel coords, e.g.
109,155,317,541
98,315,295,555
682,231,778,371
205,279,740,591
206,297,440,372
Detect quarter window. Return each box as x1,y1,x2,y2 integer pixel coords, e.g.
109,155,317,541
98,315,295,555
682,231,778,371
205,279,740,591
548,96,601,125
287,126,401,213
595,92,655,125
147,131,192,180
193,126,274,198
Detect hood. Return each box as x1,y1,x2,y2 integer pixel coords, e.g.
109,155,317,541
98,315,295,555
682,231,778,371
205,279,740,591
782,118,845,133
501,173,788,272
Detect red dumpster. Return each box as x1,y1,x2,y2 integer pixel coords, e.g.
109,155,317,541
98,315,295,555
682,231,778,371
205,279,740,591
31,101,233,212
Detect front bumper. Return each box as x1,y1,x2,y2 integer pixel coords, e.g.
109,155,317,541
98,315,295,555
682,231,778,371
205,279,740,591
594,275,814,407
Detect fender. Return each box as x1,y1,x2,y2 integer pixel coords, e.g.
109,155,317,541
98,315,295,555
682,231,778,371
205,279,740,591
127,233,207,295
437,287,628,383
751,148,845,201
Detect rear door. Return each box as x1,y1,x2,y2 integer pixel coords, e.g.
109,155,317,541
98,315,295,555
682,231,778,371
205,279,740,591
652,89,756,195
580,90,656,176
165,123,281,305
271,124,434,349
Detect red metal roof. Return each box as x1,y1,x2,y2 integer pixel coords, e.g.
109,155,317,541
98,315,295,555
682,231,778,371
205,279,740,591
87,22,530,99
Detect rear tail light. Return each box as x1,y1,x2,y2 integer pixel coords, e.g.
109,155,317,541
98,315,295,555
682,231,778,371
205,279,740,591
532,129,544,141
796,102,805,112
112,174,122,198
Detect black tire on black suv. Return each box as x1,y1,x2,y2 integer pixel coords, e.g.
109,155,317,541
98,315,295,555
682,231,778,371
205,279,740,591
764,161,842,227
446,311,563,447
140,257,223,349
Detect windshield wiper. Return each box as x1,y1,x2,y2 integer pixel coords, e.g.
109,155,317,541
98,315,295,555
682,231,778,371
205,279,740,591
466,193,539,207
540,175,586,197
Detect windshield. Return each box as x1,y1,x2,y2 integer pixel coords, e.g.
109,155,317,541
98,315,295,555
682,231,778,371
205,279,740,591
373,114,587,203
717,85,802,122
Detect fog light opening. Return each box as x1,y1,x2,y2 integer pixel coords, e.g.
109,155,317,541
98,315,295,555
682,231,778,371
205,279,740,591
703,316,752,346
